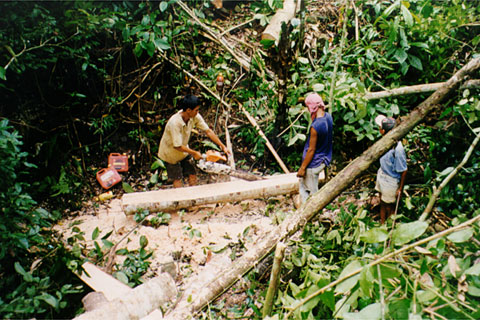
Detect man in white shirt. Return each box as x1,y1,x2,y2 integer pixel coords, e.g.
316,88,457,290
158,95,229,188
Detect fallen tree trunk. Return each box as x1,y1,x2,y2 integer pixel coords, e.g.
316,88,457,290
122,173,320,214
364,79,480,100
262,0,298,43
164,58,480,319
75,273,176,320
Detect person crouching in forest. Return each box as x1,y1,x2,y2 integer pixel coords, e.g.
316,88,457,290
374,115,407,224
297,93,333,204
158,94,230,188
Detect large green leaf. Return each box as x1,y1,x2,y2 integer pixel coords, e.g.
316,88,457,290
335,260,362,294
447,228,473,243
400,3,413,27
468,285,480,297
360,227,388,243
300,285,322,313
122,182,135,193
408,54,423,70
359,266,374,296
344,303,381,320
159,1,168,12
464,263,480,276
0,66,6,80
394,48,408,64
392,221,428,246
38,293,59,309
154,37,171,50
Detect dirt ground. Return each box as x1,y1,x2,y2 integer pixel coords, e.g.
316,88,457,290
54,187,297,303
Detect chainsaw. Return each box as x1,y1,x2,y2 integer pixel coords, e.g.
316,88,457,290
197,150,264,181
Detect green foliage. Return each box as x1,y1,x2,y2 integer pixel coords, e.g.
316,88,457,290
114,236,153,287
0,120,84,319
269,204,480,319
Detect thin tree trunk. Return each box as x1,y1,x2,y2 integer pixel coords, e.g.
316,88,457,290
239,101,290,174
328,0,349,113
419,132,480,221
262,242,286,318
163,57,480,320
364,79,480,100
261,0,297,43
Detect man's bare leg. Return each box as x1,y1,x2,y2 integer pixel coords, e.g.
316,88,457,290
173,179,183,188
188,174,197,186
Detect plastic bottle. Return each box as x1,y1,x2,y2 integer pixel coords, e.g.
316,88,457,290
96,191,114,202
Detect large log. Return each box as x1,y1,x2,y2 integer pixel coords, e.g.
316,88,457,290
75,273,176,320
163,58,480,319
261,0,297,43
122,173,324,214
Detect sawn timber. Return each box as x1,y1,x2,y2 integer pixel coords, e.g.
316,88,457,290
122,172,324,214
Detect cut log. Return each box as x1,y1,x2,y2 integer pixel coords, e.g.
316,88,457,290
74,272,176,320
163,58,480,319
77,262,132,301
364,79,480,100
262,0,297,43
122,172,324,214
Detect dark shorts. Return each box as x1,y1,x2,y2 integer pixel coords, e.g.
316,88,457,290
165,157,197,181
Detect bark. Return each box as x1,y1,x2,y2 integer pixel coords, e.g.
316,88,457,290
261,0,297,43
364,79,480,100
75,273,176,320
163,58,480,319
262,242,286,318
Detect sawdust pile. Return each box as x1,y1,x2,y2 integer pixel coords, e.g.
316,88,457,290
55,195,295,289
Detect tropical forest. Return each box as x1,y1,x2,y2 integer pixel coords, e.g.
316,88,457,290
1,0,480,319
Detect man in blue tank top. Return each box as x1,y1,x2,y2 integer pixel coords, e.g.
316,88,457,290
374,115,408,224
297,93,333,204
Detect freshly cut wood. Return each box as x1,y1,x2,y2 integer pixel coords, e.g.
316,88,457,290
364,79,480,100
262,0,297,43
122,172,324,214
163,58,480,319
77,262,132,301
74,273,176,320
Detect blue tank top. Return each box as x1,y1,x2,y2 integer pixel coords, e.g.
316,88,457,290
302,112,333,168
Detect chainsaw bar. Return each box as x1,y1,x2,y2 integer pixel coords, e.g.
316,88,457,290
197,159,264,181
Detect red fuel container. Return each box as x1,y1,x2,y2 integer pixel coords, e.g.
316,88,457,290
96,167,122,189
108,153,128,172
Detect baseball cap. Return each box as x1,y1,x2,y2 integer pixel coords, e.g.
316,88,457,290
375,115,396,131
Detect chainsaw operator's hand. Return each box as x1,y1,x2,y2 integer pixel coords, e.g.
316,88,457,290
192,150,203,161
297,167,306,178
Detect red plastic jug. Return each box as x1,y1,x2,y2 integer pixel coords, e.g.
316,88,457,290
108,153,128,172
96,167,122,189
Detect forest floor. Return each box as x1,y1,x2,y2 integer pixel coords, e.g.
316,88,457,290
54,168,380,318
54,173,303,316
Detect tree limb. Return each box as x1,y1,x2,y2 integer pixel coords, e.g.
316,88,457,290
419,129,480,221
364,79,480,100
